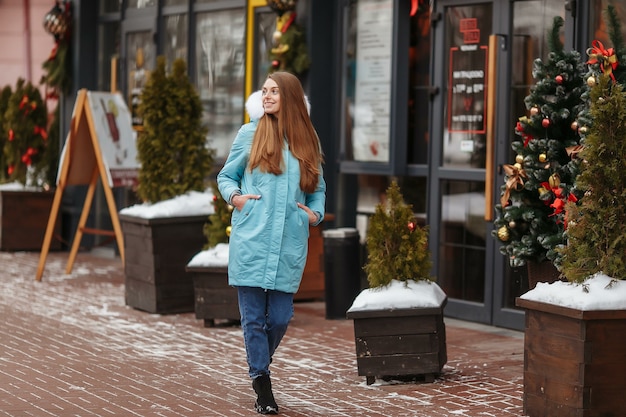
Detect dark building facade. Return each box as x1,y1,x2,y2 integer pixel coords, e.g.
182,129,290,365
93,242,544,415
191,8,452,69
62,0,624,330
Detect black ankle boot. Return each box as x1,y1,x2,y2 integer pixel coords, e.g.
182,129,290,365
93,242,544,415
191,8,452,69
252,375,278,414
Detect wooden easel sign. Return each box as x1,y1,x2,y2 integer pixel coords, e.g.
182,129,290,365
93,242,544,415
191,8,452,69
36,89,138,281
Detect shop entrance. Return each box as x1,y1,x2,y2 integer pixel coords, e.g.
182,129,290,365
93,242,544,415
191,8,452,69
429,0,566,330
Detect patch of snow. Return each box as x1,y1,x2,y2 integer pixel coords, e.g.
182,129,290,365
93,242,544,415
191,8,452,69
187,243,229,267
347,280,446,312
119,190,214,219
520,273,626,310
0,181,42,191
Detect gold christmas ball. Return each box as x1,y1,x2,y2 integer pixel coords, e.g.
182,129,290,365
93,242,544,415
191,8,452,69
538,153,547,163
530,106,539,116
508,220,516,229
538,186,549,196
228,205,234,212
570,120,578,131
497,226,510,241
514,162,522,170
578,126,588,135
549,173,560,189
586,76,596,87
226,226,232,237
515,154,524,164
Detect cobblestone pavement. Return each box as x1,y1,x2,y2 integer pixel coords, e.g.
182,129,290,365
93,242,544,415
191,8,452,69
0,251,526,416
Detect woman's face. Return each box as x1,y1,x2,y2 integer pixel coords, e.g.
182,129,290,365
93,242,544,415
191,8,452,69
262,78,281,115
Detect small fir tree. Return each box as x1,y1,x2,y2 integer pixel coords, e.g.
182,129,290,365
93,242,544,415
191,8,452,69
492,17,586,268
559,75,626,282
136,56,213,203
2,79,49,186
203,182,232,249
364,181,432,288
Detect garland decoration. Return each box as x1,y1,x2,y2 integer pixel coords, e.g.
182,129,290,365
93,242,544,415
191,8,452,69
41,1,72,98
266,0,310,75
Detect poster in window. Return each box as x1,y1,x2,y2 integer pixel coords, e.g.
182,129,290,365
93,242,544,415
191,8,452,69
352,0,393,162
447,18,488,134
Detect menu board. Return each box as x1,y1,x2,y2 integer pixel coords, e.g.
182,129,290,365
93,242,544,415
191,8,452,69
352,0,393,162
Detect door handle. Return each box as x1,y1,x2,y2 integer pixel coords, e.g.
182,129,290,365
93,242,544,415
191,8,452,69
484,34,499,221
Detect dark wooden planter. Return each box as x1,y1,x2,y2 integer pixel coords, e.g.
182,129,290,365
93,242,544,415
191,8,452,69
346,299,447,385
120,214,207,314
516,298,626,417
186,265,240,327
0,189,61,251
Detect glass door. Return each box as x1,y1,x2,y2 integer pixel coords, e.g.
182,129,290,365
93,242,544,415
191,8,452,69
430,0,498,324
430,0,568,330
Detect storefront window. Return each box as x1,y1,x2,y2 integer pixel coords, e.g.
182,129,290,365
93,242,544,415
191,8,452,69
164,0,187,5
442,4,492,170
98,23,120,91
127,0,157,9
343,0,394,163
195,9,246,159
408,2,431,165
126,31,155,127
590,1,626,47
163,14,188,65
100,0,121,13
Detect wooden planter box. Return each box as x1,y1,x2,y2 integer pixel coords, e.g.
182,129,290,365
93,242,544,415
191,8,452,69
0,190,61,251
120,214,207,314
516,298,626,417
346,299,447,385
186,265,240,327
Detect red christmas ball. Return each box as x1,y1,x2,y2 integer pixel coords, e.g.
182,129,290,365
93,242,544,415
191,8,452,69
7,165,14,175
541,118,550,128
555,75,563,84
8,129,14,141
408,221,415,232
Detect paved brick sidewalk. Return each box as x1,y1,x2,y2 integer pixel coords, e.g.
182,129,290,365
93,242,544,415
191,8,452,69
0,251,526,416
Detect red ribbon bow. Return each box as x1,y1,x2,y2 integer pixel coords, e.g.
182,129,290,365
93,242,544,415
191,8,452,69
587,40,618,81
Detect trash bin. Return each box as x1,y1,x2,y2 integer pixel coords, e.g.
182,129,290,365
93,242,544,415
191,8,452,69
322,228,361,319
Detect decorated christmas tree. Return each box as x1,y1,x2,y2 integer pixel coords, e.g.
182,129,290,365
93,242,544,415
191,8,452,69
136,56,214,203
2,79,50,187
492,17,586,268
203,182,232,249
364,180,432,288
0,85,12,182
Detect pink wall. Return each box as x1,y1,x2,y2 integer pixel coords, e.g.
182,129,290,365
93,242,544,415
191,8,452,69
0,0,57,92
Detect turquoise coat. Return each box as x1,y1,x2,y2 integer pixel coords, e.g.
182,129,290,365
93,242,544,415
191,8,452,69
217,120,326,293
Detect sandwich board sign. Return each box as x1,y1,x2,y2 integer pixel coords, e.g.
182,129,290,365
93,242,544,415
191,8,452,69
36,89,138,281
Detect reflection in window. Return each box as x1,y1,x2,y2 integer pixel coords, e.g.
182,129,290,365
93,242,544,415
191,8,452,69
342,0,394,163
163,0,187,6
163,14,188,66
438,180,486,303
408,3,431,165
100,0,121,13
254,10,278,89
590,1,626,46
127,0,156,9
195,9,246,159
98,22,120,92
127,31,154,127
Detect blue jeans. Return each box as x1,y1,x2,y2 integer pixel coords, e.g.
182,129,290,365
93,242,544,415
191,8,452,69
237,286,294,379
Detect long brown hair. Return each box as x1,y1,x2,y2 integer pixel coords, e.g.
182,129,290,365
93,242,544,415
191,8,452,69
248,72,323,194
